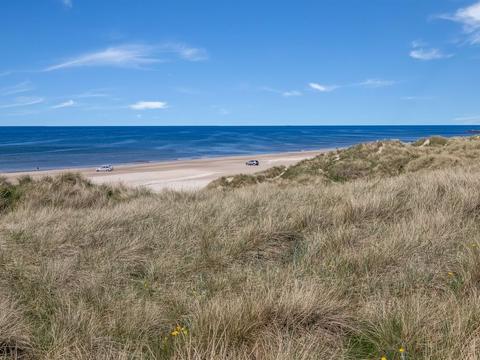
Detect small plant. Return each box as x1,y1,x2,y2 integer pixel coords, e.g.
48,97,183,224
170,325,189,337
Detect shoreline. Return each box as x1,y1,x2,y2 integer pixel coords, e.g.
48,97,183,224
2,148,331,191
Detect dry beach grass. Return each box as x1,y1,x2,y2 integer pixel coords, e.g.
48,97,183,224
2,136,480,359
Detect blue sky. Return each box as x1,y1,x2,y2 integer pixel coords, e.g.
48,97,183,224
0,0,479,125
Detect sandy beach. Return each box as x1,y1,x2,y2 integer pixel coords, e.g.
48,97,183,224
2,150,327,191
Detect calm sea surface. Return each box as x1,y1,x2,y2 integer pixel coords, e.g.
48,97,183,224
0,126,479,172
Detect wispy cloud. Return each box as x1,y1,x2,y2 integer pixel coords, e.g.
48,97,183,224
72,90,111,99
401,96,434,100
282,90,302,97
0,96,44,109
309,78,395,93
62,0,73,8
261,87,302,97
160,43,208,61
0,81,34,96
355,79,396,88
45,42,208,71
0,71,11,77
211,105,231,115
129,101,168,110
454,115,480,123
51,100,75,109
409,41,452,60
309,83,336,92
45,44,159,71
174,86,205,95
439,1,480,44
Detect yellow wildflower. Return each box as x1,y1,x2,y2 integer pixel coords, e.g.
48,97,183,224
170,324,188,337
448,271,454,276
381,356,387,360
399,347,405,353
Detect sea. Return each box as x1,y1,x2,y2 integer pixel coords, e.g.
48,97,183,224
0,126,479,172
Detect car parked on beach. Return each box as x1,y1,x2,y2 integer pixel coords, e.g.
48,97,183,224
96,164,114,172
246,160,259,166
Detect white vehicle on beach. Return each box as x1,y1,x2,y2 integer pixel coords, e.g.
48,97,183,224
96,164,114,172
246,160,259,166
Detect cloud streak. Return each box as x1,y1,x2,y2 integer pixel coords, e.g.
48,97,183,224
0,81,34,96
454,115,480,123
0,96,44,109
261,87,302,97
160,43,208,62
410,48,449,60
129,101,168,110
45,42,208,71
51,100,75,109
355,79,396,88
401,96,434,101
211,105,231,115
45,45,159,71
309,83,336,92
309,78,396,93
282,90,302,97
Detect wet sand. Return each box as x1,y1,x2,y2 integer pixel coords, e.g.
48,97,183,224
2,149,329,191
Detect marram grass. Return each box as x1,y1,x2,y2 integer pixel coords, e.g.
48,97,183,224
2,137,480,359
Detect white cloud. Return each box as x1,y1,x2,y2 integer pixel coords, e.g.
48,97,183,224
455,1,480,29
45,45,159,71
261,87,302,97
129,101,168,110
51,100,75,109
454,115,480,122
62,0,73,8
45,42,208,71
356,79,396,88
0,81,34,96
161,43,208,61
309,83,336,92
438,1,480,44
409,47,451,60
409,40,451,60
0,96,44,109
73,91,110,99
309,79,395,93
401,96,433,100
411,40,427,48
282,90,302,97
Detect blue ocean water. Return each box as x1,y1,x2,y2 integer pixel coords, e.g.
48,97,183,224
0,126,479,172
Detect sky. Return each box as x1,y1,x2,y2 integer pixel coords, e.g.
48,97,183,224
0,0,479,126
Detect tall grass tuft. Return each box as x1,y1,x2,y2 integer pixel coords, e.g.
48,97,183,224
3,138,480,358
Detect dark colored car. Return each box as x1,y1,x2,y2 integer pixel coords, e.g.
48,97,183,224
245,160,259,166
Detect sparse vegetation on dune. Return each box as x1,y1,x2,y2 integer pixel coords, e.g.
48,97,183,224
2,137,480,359
209,135,480,188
